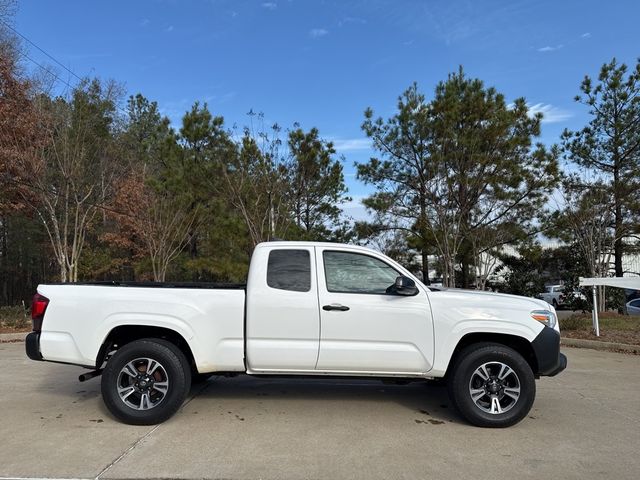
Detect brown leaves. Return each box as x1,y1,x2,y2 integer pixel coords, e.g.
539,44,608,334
0,43,48,213
104,168,198,281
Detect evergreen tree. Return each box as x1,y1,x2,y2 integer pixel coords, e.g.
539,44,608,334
561,58,640,278
359,69,558,287
287,128,350,240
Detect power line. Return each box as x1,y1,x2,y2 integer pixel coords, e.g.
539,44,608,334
0,18,83,82
2,20,130,117
17,50,75,92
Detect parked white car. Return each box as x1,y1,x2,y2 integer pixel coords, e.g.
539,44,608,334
538,285,566,308
538,285,587,309
26,241,566,427
626,298,640,316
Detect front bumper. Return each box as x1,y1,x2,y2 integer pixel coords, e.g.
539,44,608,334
546,352,567,376
25,332,43,361
531,326,567,376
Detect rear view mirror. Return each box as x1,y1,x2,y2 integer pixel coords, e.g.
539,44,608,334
391,276,419,296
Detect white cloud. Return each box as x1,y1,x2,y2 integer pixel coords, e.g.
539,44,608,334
140,18,150,27
338,16,367,27
581,32,591,38
262,2,277,10
309,28,329,38
340,195,372,222
537,44,563,52
165,25,174,33
217,91,236,104
331,138,371,152
527,103,572,124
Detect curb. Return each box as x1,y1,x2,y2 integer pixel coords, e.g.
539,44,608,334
0,332,28,343
561,337,640,354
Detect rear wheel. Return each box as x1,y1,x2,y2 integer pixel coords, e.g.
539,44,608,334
447,343,535,428
101,339,191,425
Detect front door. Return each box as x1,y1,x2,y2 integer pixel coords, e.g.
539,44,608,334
315,248,434,374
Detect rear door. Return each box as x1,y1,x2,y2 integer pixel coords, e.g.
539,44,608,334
315,248,434,374
246,246,320,372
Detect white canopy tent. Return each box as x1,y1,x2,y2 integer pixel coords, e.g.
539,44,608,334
579,276,640,336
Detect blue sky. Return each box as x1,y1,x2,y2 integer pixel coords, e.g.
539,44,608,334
14,0,640,219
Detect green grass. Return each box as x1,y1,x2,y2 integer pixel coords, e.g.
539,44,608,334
560,313,640,332
0,305,30,330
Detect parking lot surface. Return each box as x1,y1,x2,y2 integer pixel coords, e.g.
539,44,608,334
0,342,639,480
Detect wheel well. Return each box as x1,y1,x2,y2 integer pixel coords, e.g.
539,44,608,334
97,325,196,371
447,332,538,377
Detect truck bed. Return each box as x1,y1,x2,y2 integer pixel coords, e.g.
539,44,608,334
46,281,246,289
35,283,246,372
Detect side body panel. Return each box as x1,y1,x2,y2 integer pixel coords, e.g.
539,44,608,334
37,285,246,372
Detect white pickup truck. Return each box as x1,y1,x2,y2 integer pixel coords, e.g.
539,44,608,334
26,241,566,427
538,285,566,309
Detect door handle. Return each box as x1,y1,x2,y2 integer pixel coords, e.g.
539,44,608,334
322,303,350,312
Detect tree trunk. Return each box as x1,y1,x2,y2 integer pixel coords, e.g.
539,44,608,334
0,216,7,305
421,246,430,285
419,200,430,285
613,163,624,313
461,258,469,289
613,164,623,278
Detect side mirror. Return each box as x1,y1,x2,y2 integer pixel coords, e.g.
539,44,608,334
392,276,419,296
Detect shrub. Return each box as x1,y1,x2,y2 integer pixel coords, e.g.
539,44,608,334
560,314,591,331
0,305,30,330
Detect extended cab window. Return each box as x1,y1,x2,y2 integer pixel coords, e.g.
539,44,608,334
267,249,311,292
323,251,399,294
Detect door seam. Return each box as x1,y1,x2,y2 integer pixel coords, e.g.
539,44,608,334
313,246,322,369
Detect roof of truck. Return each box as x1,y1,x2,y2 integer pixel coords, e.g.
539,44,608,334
256,241,384,255
257,241,374,249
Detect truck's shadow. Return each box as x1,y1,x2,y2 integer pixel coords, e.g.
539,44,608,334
32,367,460,425
190,375,460,425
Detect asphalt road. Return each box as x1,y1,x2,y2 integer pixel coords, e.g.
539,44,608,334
1,343,639,480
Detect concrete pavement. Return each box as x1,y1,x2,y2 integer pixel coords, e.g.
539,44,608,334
0,342,639,480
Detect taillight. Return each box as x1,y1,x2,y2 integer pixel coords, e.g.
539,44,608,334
31,293,49,332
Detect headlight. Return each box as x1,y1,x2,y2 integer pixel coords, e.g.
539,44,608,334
531,310,556,328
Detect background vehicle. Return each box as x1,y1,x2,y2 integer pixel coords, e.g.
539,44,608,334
26,242,566,427
626,298,640,316
538,284,586,309
538,285,565,308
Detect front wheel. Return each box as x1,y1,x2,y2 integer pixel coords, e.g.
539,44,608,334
447,343,535,428
101,339,191,425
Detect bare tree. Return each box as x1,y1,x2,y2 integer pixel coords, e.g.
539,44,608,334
15,79,123,282
555,176,615,311
106,166,199,282
139,191,198,282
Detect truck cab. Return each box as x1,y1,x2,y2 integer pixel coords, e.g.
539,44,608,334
246,243,434,375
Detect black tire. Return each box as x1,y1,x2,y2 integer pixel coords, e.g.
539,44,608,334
101,339,191,425
447,343,535,428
